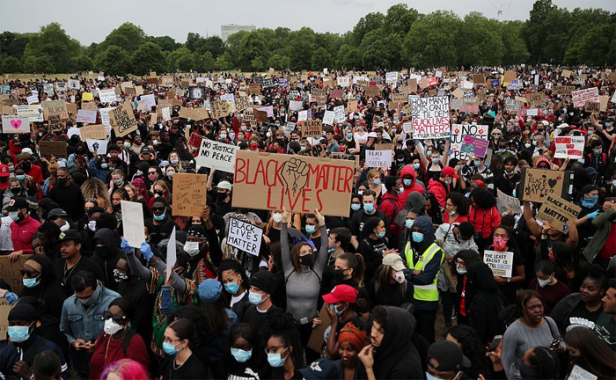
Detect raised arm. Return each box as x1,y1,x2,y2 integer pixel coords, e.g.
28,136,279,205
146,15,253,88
280,208,293,274
314,210,328,276
417,141,429,167
523,201,542,238
441,139,450,166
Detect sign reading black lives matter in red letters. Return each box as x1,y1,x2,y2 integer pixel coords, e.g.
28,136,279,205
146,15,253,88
409,96,450,139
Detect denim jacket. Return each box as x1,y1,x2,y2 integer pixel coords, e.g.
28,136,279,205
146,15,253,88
59,284,120,344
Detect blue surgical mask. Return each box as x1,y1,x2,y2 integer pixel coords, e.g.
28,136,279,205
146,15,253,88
16,175,25,181
412,232,424,243
162,342,180,356
154,213,165,221
328,303,346,316
397,187,404,194
444,180,452,186
405,219,414,229
327,247,336,254
373,179,381,185
505,169,514,175
456,268,467,275
412,163,420,170
101,163,109,169
376,231,386,239
123,142,131,148
431,157,440,163
231,348,253,363
404,178,413,186
8,324,32,343
474,160,481,167
300,146,307,151
448,209,456,216
267,349,287,367
23,276,40,288
347,133,353,138
224,281,240,294
248,291,265,305
305,225,316,234
170,160,179,165
612,180,616,187
351,203,361,211
581,195,598,208
363,203,374,213
499,149,506,153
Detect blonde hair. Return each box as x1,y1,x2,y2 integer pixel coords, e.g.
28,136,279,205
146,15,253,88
80,178,111,209
367,169,381,180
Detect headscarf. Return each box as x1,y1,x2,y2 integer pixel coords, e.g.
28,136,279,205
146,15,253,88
337,322,366,351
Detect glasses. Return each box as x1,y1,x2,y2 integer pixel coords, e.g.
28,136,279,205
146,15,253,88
148,172,157,175
85,198,97,203
163,337,181,344
20,270,39,278
152,207,165,212
103,311,127,323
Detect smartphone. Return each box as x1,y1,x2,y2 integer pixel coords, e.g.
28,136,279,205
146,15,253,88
487,335,503,354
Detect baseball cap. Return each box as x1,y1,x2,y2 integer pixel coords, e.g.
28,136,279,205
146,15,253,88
57,230,82,243
217,181,233,190
47,208,68,220
382,254,406,271
198,279,222,303
427,340,471,372
322,285,358,304
141,146,151,154
0,164,9,177
367,132,378,138
5,197,29,212
441,166,459,179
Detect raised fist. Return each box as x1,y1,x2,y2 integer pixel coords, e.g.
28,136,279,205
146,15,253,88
281,158,309,196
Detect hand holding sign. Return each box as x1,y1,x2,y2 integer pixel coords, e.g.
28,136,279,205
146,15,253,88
282,158,309,196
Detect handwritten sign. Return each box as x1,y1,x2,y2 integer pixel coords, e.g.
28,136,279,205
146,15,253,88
484,250,513,278
15,105,42,122
584,101,600,114
450,124,489,159
210,100,231,119
554,136,585,159
323,111,335,125
463,136,489,158
505,98,521,112
41,100,68,119
2,115,30,134
79,124,107,140
235,97,250,112
552,86,574,96
179,107,208,121
121,201,145,248
196,139,239,173
227,218,263,256
39,140,67,158
109,102,137,137
571,88,599,108
568,365,597,380
410,96,450,139
172,173,209,217
526,92,544,109
537,195,581,234
98,89,117,103
0,254,30,296
520,168,573,203
334,106,345,123
496,189,522,215
0,298,8,340
76,109,97,124
366,149,392,168
302,119,322,138
233,151,354,217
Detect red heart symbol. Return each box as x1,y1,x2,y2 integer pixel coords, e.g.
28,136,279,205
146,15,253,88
479,129,484,134
455,129,460,134
10,120,22,129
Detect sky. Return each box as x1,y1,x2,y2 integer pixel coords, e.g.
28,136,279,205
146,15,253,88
1,0,615,46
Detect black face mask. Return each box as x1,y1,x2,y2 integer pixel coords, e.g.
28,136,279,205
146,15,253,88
333,269,345,278
21,163,31,172
58,178,68,186
217,192,228,201
10,188,20,194
95,244,110,258
299,254,314,266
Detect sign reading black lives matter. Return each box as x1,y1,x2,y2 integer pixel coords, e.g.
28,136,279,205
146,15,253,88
196,140,239,173
227,218,263,256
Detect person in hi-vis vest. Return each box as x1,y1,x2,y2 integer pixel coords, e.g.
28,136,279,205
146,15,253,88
402,215,444,343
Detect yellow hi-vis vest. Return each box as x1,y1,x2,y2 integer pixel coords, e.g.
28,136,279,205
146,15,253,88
404,241,444,302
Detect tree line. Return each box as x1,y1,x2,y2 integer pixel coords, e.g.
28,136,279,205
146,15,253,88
0,0,614,75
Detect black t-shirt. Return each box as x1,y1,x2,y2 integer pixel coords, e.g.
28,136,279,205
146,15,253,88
161,353,210,380
563,302,603,332
358,237,388,280
350,210,391,242
53,255,105,297
494,173,521,196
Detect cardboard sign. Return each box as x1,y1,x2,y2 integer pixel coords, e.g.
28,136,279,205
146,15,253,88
365,86,380,97
366,149,392,168
526,92,544,108
81,101,97,111
235,97,251,112
410,97,450,139
584,101,600,114
79,124,107,140
554,136,585,159
233,151,354,217
109,102,137,137
2,115,30,134
299,144,327,158
484,250,513,278
121,201,145,248
76,109,97,124
227,218,263,256
196,139,239,173
307,304,332,353
0,298,8,340
450,124,489,159
463,136,489,158
86,139,108,154
536,195,581,234
496,189,522,215
571,88,599,108
334,106,345,123
0,254,31,296
41,100,68,119
553,86,574,96
248,83,261,95
99,89,117,103
172,173,209,217
503,70,517,83
505,98,521,112
39,140,67,158
210,100,231,119
519,168,574,203
302,119,322,138
179,107,208,121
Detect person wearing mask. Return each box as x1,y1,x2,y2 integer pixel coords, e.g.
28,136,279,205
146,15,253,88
428,166,458,209
219,259,250,318
48,167,85,219
89,298,150,380
495,138,514,160
402,215,444,343
242,270,280,328
20,255,65,319
501,290,565,380
358,216,396,280
494,157,521,196
367,253,413,309
418,142,450,182
6,197,41,262
214,180,233,217
468,188,501,252
322,284,364,359
442,192,470,224
461,153,494,190
224,323,266,380
397,165,425,207
53,229,105,296
528,260,571,315
574,184,602,250
564,326,616,379
585,140,607,174
92,228,124,292
263,310,304,380
487,226,525,305
60,270,121,378
160,318,211,379
379,176,403,244
357,305,423,380
330,252,367,299
424,340,472,380
0,303,69,380
304,213,324,252
350,190,391,250
145,198,177,248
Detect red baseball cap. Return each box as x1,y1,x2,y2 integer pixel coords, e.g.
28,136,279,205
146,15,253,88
442,166,459,179
322,285,358,304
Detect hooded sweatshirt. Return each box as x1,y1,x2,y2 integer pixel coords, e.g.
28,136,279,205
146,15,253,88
398,166,425,206
92,228,123,291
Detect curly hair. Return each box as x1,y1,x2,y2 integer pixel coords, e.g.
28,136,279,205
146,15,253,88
264,309,304,367
470,188,496,209
80,178,110,210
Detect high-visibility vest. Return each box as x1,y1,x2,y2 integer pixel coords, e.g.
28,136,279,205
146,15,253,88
404,241,444,302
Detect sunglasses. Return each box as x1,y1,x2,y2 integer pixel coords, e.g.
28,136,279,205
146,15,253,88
152,207,165,212
20,270,39,277
103,311,127,323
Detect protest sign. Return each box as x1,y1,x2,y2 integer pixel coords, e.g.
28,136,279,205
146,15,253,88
554,136,585,159
365,86,380,97
188,132,204,152
289,100,303,111
109,102,137,137
347,100,358,113
0,298,8,340
402,122,413,133
463,136,489,158
537,195,581,234
337,76,350,87
86,139,108,154
334,106,345,123
196,140,239,173
496,189,522,215
82,92,94,101
41,100,68,119
323,111,335,125
571,88,599,108
235,97,250,112
76,109,97,124
248,83,261,95
307,304,332,353
27,95,39,104
526,92,544,109
39,141,67,158
2,115,30,134
299,144,327,158
81,101,97,111
166,228,176,281
121,201,145,248
484,251,513,278
505,98,521,112
210,101,231,119
242,108,256,126
519,168,574,203
233,151,354,217
552,86,574,96
385,72,398,84
161,107,171,121
584,101,600,114
172,173,209,217
227,218,263,256
0,254,30,299
297,111,308,122
179,106,208,121
450,124,489,159
79,124,106,140
366,149,392,168
284,122,296,135
139,94,157,110
568,365,597,380
302,119,322,138
68,79,80,89
98,89,117,103
410,97,450,139
254,109,269,122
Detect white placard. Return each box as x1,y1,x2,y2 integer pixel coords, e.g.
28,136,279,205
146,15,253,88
121,201,146,248
334,106,345,123
166,228,176,281
483,250,513,278
98,89,117,103
410,96,450,139
139,94,156,109
68,79,80,89
161,107,171,121
76,109,97,124
16,105,43,122
323,111,335,126
386,72,398,84
27,95,39,105
2,115,30,134
366,149,393,168
571,88,599,108
298,110,308,121
450,124,489,160
337,76,350,87
289,100,303,111
99,107,114,136
196,139,239,173
403,122,413,133
227,218,263,256
86,139,108,154
554,136,585,159
568,365,597,380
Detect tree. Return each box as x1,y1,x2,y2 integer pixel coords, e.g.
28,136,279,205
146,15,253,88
403,11,462,67
146,35,179,52
23,54,55,73
268,53,291,70
458,13,504,66
202,36,225,58
196,51,216,72
215,52,234,70
383,4,419,35
167,47,195,72
238,32,266,71
352,12,385,46
499,21,530,65
311,47,332,70
94,46,130,75
336,44,361,69
101,23,146,53
132,42,166,75
0,56,22,73
524,0,556,63
21,23,82,73
72,55,94,71
0,32,31,59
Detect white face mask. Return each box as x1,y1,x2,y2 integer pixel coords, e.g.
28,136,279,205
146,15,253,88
272,213,282,223
104,318,124,335
88,220,96,231
184,241,200,256
538,275,552,288
60,221,70,232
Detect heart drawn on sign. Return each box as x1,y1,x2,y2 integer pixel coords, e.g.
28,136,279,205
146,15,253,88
547,179,557,188
10,120,22,129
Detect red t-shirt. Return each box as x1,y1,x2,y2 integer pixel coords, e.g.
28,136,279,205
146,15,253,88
443,214,469,224
26,164,44,184
89,331,150,380
598,224,616,261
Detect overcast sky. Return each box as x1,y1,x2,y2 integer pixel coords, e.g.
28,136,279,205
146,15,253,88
1,0,615,45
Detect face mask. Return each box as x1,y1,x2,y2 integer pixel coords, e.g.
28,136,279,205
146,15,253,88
170,160,179,165
267,349,287,367
23,276,40,288
9,211,20,222
241,126,247,131
152,140,159,146
426,151,433,156
266,132,271,138
581,195,598,208
248,291,265,305
8,324,32,343
167,171,174,178
493,135,501,139
412,163,420,170
448,209,457,216
506,125,513,131
505,169,514,175
474,160,481,167
123,142,131,148
299,254,314,266
220,133,228,139
58,177,68,186
594,148,602,155
229,132,236,139
612,180,616,187
80,284,102,306
426,371,444,380
305,225,316,234
184,241,201,256
88,220,96,231
532,140,538,146
363,203,374,213
444,180,452,186
272,213,282,223
300,146,306,151
493,236,508,251
154,213,165,221
373,179,381,185
412,232,424,243
376,231,386,238
163,342,181,356
538,276,552,288
231,348,253,363
60,222,70,232
347,133,353,138
397,187,404,194
405,219,414,229
101,163,109,169
524,143,532,148
114,179,124,187
393,270,405,284
113,269,128,283
498,149,506,153
224,281,240,294
588,131,594,135
104,318,124,335
16,175,25,181
431,157,440,163
328,303,346,316
10,187,20,195
456,268,467,275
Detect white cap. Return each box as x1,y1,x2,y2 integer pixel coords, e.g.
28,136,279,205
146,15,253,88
368,132,378,138
217,181,233,190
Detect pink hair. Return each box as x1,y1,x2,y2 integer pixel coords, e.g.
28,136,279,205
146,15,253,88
99,359,148,380
132,178,150,203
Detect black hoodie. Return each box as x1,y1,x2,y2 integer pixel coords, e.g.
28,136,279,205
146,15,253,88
92,228,123,291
